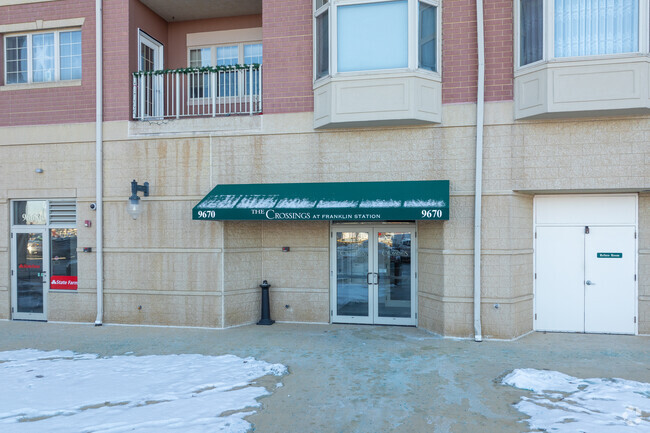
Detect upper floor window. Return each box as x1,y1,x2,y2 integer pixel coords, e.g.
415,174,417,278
4,30,81,84
519,0,641,67
188,42,262,98
314,0,439,79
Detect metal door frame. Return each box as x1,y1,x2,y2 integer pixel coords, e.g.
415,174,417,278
11,227,50,321
330,223,417,326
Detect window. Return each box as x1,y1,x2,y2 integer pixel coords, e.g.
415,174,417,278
418,1,438,71
315,3,329,78
338,1,408,72
519,0,640,67
189,47,211,98
188,42,262,97
314,0,438,78
4,30,81,84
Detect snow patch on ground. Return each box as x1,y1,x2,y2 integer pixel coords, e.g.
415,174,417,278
503,368,650,432
0,349,287,433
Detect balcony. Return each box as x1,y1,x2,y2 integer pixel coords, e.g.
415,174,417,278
132,65,262,121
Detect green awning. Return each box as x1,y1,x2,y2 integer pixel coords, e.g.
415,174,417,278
192,180,449,221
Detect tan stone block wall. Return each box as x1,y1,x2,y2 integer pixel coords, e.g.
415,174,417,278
222,221,330,326
515,299,534,336
48,291,96,322
103,137,211,198
224,251,262,294
0,287,9,320
104,252,220,293
418,295,443,335
224,290,259,327
270,289,329,323
441,301,473,337
1,105,649,337
104,293,222,327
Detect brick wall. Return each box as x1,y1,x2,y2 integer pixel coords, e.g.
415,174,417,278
442,0,478,104
0,0,97,127
442,0,513,104
103,0,131,122
484,0,513,102
1,0,515,125
262,0,313,114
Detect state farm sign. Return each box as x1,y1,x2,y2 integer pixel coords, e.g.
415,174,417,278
50,276,78,290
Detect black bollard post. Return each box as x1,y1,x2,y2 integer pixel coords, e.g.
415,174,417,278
257,280,274,325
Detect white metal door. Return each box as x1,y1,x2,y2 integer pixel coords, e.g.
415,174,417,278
535,226,585,332
534,194,637,334
584,226,636,334
12,228,49,321
331,225,417,326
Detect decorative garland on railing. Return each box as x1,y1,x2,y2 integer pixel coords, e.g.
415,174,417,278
133,63,261,77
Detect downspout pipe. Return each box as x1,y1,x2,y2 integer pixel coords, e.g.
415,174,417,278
94,0,104,326
473,0,485,342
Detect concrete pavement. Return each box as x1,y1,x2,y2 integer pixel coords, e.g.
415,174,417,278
1,320,648,432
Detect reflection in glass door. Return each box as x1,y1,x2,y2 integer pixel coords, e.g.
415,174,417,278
376,231,412,322
12,230,49,320
331,225,416,326
334,230,372,324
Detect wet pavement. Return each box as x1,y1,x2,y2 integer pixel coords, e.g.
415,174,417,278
1,320,648,432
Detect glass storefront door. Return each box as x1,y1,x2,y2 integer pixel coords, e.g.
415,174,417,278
331,225,416,326
12,229,49,320
11,199,77,321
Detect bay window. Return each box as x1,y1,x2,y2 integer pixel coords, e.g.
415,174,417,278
337,1,408,72
314,0,439,78
519,0,642,67
313,0,441,127
4,30,81,85
515,0,650,118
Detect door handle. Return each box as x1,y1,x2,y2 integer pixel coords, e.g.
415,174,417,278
374,272,379,285
585,280,596,286
367,273,372,285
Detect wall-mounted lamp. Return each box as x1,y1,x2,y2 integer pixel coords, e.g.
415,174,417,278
127,179,149,220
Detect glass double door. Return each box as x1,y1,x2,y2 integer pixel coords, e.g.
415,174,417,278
331,225,416,326
12,228,49,321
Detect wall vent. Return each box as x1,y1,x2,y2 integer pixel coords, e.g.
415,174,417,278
49,200,76,224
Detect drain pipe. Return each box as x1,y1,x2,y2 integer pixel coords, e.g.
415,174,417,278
94,0,104,326
473,0,485,342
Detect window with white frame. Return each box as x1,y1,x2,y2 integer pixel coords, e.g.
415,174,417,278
519,0,641,67
314,0,439,79
188,42,262,98
4,29,81,84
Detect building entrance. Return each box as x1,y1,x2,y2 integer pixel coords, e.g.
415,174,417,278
330,224,417,326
